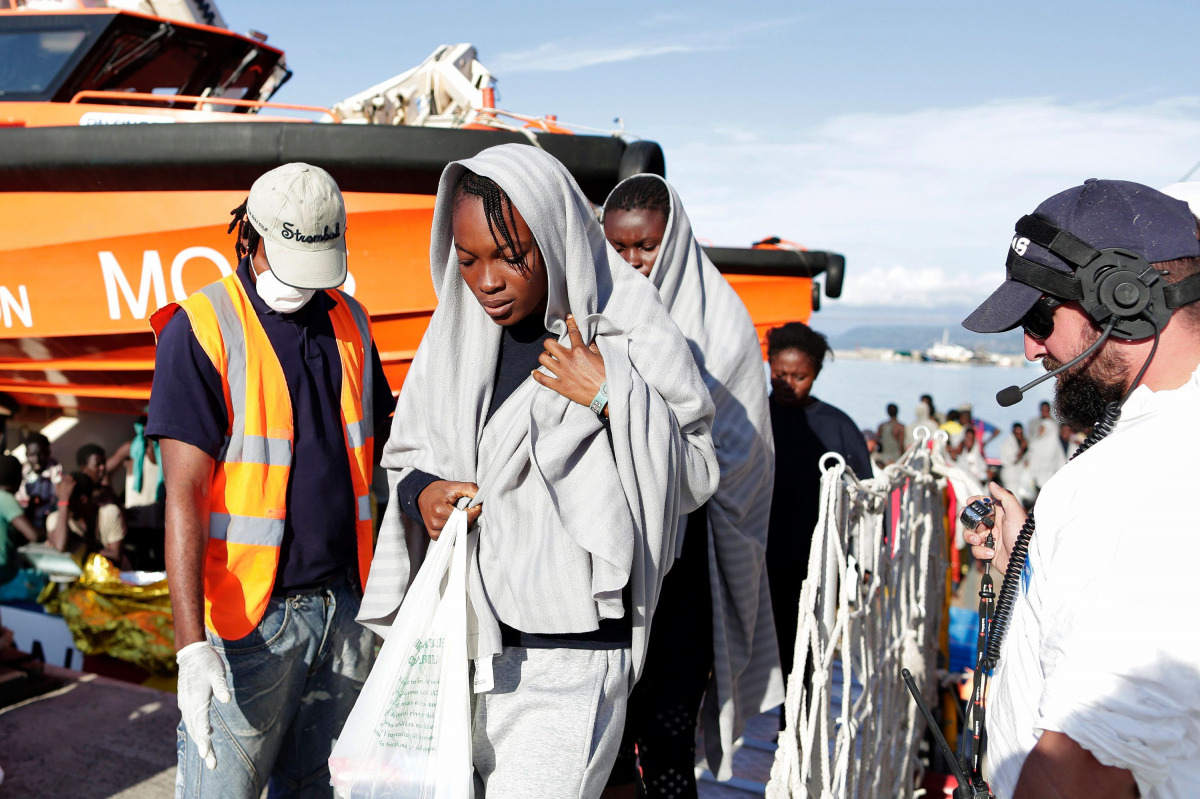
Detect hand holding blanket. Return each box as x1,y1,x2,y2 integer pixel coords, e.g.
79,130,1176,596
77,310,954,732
534,314,608,414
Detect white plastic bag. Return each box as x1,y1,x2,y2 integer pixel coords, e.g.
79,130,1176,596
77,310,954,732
330,507,473,799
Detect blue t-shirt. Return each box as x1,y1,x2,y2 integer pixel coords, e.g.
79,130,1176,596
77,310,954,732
20,466,57,532
147,258,395,595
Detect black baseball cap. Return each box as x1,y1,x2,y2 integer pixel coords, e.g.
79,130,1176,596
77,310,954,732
963,178,1200,333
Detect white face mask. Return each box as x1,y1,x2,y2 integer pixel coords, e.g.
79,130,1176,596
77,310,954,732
255,268,315,314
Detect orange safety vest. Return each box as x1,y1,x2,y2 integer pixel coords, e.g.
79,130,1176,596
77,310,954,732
151,272,376,640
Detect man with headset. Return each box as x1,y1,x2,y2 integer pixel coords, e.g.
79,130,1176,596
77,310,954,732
961,179,1200,799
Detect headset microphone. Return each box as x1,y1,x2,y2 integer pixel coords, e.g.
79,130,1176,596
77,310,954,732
995,385,1025,408
995,319,1117,407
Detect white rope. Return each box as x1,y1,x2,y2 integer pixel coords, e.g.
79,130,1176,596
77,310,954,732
766,429,962,799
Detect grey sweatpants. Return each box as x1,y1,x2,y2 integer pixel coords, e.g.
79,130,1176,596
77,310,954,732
472,646,630,799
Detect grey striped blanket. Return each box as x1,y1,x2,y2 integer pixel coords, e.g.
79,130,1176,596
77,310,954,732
357,144,719,687
607,175,784,779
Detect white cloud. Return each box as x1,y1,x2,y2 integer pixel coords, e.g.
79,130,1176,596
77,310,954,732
491,17,799,74
490,42,700,74
839,265,1002,308
666,97,1200,307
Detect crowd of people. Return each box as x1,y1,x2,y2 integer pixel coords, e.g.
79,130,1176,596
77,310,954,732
0,427,166,592
3,162,1196,799
864,396,1076,506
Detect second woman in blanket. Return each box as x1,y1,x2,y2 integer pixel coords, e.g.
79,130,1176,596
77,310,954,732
359,145,719,799
602,174,783,798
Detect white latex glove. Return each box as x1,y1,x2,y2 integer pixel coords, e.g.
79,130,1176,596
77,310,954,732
176,640,231,770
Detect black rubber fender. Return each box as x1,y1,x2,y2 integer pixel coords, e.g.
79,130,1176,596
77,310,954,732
823,253,845,298
0,122,662,204
617,140,666,182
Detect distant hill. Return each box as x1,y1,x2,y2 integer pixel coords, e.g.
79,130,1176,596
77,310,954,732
830,325,1025,354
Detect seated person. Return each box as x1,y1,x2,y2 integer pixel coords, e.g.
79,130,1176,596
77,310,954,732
76,443,120,505
0,455,41,586
16,432,60,534
45,472,128,568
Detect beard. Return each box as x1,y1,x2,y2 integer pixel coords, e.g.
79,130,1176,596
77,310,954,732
1044,335,1128,430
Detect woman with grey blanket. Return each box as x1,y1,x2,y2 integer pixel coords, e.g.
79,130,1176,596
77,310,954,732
356,144,719,799
601,175,783,798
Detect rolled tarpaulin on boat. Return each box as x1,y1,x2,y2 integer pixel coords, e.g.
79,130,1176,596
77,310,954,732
0,123,664,204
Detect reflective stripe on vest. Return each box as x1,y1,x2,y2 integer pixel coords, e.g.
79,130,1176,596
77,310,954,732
328,290,376,593
345,295,375,435
196,280,293,552
218,434,293,466
345,419,369,448
152,273,376,640
209,513,286,547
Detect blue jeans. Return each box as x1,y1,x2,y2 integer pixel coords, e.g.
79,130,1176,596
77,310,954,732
175,573,375,799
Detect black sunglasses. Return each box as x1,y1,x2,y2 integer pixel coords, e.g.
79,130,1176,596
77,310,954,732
1020,296,1062,340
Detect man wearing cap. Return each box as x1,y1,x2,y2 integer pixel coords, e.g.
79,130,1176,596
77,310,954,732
962,179,1200,798
148,163,395,798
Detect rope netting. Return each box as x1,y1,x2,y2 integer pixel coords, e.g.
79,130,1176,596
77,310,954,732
766,428,982,799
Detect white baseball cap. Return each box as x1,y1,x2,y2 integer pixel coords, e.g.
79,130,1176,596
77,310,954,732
246,163,348,290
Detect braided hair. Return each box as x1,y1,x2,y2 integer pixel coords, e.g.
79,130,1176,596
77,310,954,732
766,322,831,374
227,198,262,263
603,174,670,221
453,170,531,277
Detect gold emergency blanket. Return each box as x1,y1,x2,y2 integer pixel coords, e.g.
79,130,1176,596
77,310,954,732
41,554,176,675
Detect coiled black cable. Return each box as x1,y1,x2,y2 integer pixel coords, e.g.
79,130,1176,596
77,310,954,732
983,400,1122,663
983,513,1033,665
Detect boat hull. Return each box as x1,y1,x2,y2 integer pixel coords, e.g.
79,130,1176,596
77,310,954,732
0,124,821,413
0,190,434,412
0,189,819,413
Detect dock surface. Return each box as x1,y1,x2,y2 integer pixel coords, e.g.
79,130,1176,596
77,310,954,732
0,666,178,799
698,708,779,797
0,663,778,798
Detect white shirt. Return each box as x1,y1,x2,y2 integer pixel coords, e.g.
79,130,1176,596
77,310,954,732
1027,415,1060,439
124,453,161,508
1026,422,1066,488
956,445,989,483
987,366,1200,798
999,434,1034,504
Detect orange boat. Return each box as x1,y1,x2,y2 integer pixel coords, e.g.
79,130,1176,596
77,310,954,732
0,0,844,427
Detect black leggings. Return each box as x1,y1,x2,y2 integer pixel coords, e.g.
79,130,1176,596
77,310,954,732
767,558,816,731
767,558,801,689
607,507,713,798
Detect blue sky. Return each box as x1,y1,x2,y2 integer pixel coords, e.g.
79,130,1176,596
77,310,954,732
220,1,1200,322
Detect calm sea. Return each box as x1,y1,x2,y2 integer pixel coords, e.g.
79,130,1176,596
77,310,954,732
809,357,1055,458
